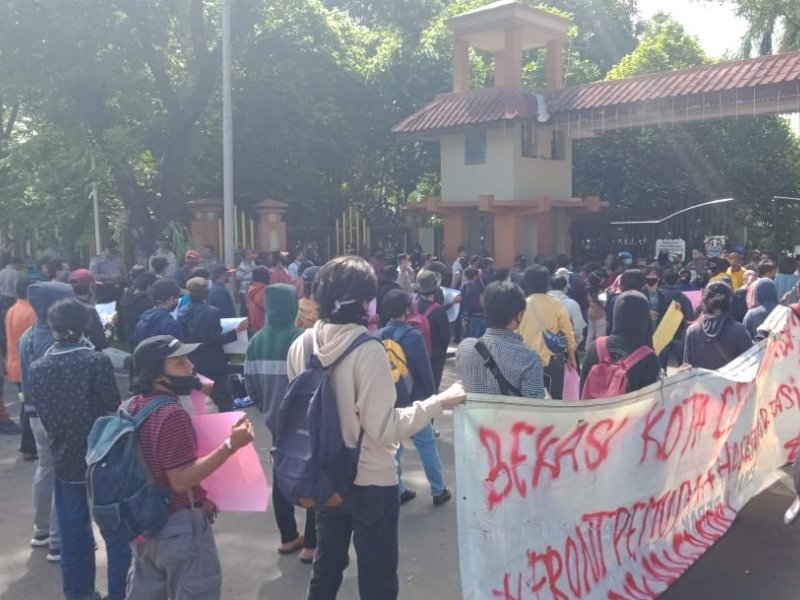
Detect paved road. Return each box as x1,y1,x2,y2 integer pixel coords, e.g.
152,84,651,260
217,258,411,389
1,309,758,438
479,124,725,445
0,364,798,599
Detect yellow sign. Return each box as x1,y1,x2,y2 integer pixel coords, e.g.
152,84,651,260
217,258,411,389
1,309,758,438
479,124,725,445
652,300,684,356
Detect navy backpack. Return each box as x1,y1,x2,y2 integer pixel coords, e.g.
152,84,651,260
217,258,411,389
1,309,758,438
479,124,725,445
272,330,377,509
86,396,174,541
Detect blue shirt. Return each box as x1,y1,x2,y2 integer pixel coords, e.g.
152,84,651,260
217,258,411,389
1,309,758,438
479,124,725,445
456,328,544,398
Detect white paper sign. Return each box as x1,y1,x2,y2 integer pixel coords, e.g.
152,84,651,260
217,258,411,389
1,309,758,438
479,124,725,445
95,301,116,326
221,318,248,354
655,238,686,261
442,287,461,322
455,306,800,599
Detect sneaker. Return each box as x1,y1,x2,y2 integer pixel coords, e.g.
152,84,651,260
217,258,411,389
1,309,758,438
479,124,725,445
433,488,452,506
785,497,800,525
399,489,417,504
47,548,61,562
30,534,49,548
21,452,37,461
0,420,21,435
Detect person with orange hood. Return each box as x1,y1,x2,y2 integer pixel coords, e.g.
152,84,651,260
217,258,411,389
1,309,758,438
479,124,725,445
246,266,271,333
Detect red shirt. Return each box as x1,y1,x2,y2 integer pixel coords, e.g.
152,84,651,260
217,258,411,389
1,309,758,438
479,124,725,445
128,394,207,512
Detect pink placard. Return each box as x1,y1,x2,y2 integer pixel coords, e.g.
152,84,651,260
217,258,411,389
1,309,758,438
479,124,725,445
562,366,580,401
684,290,702,311
191,411,269,512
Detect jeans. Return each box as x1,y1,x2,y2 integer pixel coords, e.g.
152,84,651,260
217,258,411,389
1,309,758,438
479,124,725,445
307,485,399,600
462,314,485,339
54,480,132,600
19,384,36,455
396,425,445,497
30,416,60,549
273,472,316,548
210,378,233,413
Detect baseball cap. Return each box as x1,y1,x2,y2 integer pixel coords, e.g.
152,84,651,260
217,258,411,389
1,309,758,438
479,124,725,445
185,249,200,260
133,335,200,373
68,268,95,286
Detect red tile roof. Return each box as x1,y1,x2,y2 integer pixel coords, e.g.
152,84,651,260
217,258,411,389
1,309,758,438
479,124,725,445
548,49,800,113
393,49,800,134
391,87,540,135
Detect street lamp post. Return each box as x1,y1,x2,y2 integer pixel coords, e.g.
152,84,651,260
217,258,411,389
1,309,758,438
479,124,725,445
221,0,234,267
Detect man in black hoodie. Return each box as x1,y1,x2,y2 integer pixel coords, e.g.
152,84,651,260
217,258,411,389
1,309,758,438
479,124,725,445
132,279,183,348
581,291,661,396
178,277,248,412
684,282,752,370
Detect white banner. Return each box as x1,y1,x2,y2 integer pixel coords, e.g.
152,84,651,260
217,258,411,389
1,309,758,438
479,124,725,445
455,307,800,599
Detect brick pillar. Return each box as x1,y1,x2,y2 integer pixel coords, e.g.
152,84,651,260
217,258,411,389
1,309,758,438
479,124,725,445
442,209,467,266
452,36,470,92
188,199,223,252
546,39,564,90
537,212,554,256
493,212,520,268
254,199,288,252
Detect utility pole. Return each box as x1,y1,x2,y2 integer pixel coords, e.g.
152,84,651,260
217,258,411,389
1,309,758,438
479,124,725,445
222,0,234,267
91,152,102,255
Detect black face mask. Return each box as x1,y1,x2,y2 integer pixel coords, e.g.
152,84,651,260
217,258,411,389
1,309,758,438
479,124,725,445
164,375,199,396
645,278,659,286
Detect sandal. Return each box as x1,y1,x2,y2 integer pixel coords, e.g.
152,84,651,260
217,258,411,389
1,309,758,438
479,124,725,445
299,548,316,564
278,536,303,555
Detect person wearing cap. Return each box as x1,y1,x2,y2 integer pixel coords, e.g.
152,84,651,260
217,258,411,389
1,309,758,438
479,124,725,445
68,269,109,351
208,264,236,319
416,270,451,391
29,298,131,600
296,266,320,329
148,238,178,279
178,277,248,412
133,279,183,348
175,249,201,289
125,335,255,599
245,266,271,333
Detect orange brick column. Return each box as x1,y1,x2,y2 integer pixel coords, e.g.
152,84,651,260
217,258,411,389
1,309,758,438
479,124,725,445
536,212,554,257
493,212,521,267
442,208,467,266
188,199,222,251
254,199,288,252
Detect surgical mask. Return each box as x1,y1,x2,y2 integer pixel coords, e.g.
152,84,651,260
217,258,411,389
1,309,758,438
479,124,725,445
164,375,200,396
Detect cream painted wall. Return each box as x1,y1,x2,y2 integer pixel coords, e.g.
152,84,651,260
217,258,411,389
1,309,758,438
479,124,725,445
440,123,573,204
512,124,572,201
440,128,516,202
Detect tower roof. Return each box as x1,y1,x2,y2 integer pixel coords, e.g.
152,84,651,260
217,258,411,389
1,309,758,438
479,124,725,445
446,0,570,53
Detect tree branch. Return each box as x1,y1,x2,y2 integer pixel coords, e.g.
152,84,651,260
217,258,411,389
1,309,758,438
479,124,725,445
115,0,181,115
4,102,19,138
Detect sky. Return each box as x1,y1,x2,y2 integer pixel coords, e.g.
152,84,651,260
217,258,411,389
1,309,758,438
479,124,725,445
636,0,747,58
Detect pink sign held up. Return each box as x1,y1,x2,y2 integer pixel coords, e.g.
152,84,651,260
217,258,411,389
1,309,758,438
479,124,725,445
191,411,269,512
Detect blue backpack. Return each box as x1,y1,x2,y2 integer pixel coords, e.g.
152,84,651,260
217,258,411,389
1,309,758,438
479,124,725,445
272,330,377,509
86,396,174,541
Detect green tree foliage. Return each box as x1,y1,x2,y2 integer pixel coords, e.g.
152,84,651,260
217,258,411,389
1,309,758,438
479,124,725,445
573,14,800,250
721,0,800,55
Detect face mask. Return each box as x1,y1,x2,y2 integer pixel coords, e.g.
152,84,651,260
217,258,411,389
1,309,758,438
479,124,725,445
164,375,199,396
645,278,659,286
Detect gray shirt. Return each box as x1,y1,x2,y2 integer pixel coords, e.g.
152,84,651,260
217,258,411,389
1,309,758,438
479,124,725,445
0,265,20,298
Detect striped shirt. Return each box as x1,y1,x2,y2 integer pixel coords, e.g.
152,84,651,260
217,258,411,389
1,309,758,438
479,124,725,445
456,328,545,398
129,394,206,512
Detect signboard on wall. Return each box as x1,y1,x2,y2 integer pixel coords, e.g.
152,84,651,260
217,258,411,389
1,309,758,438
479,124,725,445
654,239,686,261
705,235,727,257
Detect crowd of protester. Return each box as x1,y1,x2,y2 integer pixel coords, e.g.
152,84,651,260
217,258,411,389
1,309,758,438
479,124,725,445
0,233,798,599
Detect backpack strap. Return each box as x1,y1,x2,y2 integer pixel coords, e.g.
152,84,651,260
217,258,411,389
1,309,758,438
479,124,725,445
596,336,611,363
621,346,654,370
423,303,439,318
474,339,521,397
131,396,175,428
303,329,315,370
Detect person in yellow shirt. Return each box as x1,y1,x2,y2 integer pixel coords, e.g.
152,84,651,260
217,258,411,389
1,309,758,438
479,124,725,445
726,252,745,290
517,265,576,399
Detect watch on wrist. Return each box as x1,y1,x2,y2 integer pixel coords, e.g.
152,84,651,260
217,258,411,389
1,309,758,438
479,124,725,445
224,437,234,452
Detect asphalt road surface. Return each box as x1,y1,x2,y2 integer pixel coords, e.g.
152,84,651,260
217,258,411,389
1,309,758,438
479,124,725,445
0,365,797,599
